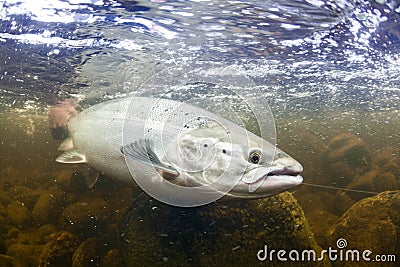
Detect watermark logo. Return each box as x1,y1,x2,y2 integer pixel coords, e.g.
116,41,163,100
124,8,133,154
336,238,347,249
257,238,396,263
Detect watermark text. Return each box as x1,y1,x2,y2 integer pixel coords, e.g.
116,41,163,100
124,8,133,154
257,238,396,263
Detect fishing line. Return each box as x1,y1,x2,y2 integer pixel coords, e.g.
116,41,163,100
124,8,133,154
301,182,378,195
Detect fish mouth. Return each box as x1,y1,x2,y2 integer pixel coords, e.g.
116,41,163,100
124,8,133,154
227,166,303,199
265,167,302,177
242,166,302,185
239,163,303,196
226,156,304,198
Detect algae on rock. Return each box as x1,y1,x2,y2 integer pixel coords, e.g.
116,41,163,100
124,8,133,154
329,190,400,267
120,192,330,266
39,230,80,267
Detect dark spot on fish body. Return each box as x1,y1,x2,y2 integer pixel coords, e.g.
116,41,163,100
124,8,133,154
222,149,227,154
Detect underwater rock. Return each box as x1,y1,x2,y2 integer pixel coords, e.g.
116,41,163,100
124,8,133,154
374,148,400,192
382,163,400,183
6,200,33,229
346,166,398,201
99,249,125,267
13,231,38,246
32,186,64,225
7,244,44,266
329,191,400,267
62,197,112,235
330,191,355,216
120,192,329,267
0,203,6,217
306,210,338,248
0,191,13,206
38,224,59,244
66,170,90,193
6,227,20,241
0,215,8,235
8,186,31,196
298,190,354,217
297,191,335,213
91,178,135,210
296,192,340,246
72,237,105,267
376,172,398,191
323,133,372,187
0,235,6,254
0,254,20,267
15,188,46,211
39,230,80,267
373,147,400,187
54,169,79,191
11,224,58,246
345,166,379,199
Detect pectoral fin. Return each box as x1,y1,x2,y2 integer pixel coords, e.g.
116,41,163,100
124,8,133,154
56,149,86,164
120,139,179,179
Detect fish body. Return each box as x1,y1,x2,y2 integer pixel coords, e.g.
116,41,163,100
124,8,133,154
56,97,303,202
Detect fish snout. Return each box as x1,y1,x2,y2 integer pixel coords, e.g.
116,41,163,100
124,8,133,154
286,160,303,175
273,156,303,176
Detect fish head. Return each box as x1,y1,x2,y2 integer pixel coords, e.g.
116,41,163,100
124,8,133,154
227,142,304,198
165,120,303,199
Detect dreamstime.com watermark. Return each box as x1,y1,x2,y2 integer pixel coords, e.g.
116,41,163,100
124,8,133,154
257,238,397,263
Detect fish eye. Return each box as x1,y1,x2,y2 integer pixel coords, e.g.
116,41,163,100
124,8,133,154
249,150,262,164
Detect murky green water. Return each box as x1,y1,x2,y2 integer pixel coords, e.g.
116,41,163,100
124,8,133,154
0,105,398,266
